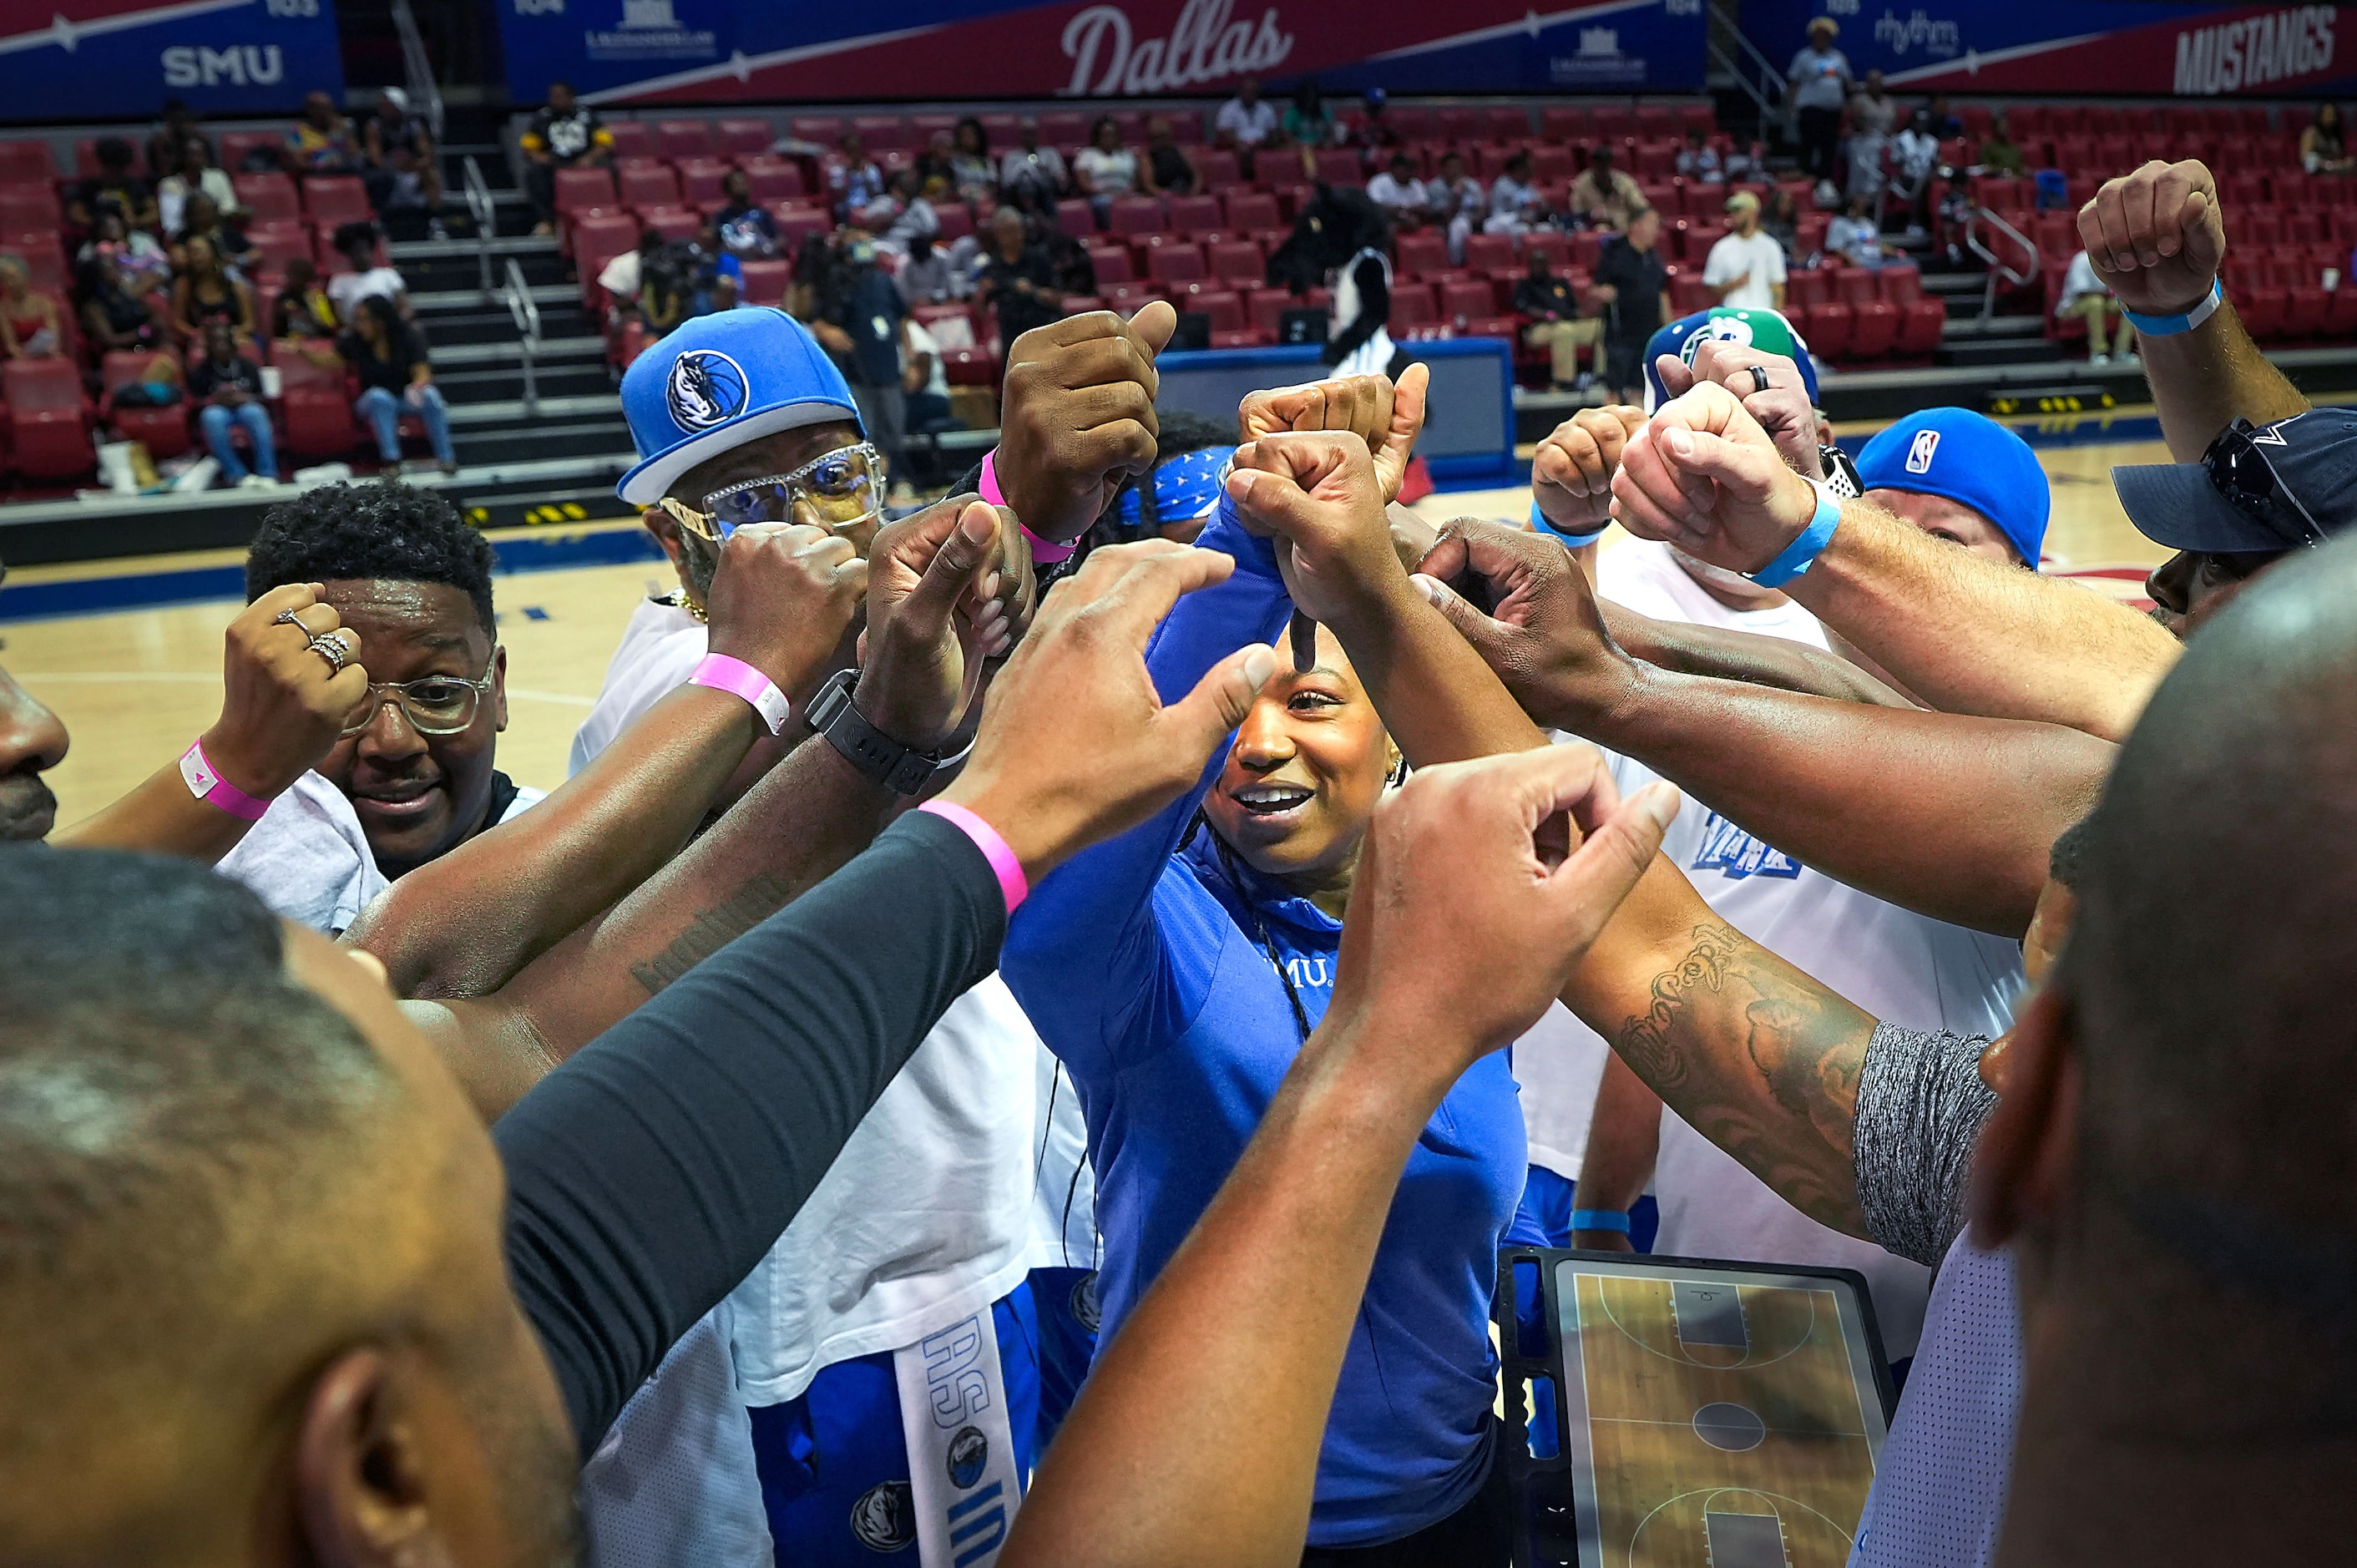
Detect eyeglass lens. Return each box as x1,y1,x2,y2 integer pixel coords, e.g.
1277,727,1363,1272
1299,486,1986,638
706,447,883,532
341,676,484,736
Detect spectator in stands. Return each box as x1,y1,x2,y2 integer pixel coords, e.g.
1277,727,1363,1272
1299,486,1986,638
808,235,908,493
0,255,62,360
1675,124,1723,185
1827,192,1896,267
999,117,1069,212
1702,190,1786,310
519,80,612,237
1513,249,1596,392
827,132,887,222
169,191,260,278
978,205,1062,347
326,220,408,324
895,230,958,304
144,97,202,181
1978,110,2027,176
187,319,278,488
913,128,958,200
1591,205,1670,403
1726,136,1772,185
156,134,238,237
639,231,722,337
361,87,444,230
1215,77,1279,177
1074,115,1141,222
1427,149,1485,264
1923,94,1963,139
2303,104,2353,175
1763,184,1804,256
948,117,995,201
1486,149,1547,236
1350,88,1402,166
903,314,953,433
1569,144,1645,230
2057,246,2136,365
171,234,253,347
341,293,456,473
711,169,780,259
1140,114,1196,196
1847,68,1896,202
878,168,940,257
68,136,159,231
1889,107,1941,234
77,250,164,356
78,212,171,294
286,90,359,176
269,256,346,368
593,226,663,319
1283,79,1339,178
1788,16,1853,189
1366,151,1428,228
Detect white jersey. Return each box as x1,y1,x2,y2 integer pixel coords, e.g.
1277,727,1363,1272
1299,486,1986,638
568,596,708,778
1522,540,2024,1358
1330,245,1397,378
216,768,544,933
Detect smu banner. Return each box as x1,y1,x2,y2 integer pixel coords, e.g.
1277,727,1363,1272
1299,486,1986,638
0,0,342,123
1744,0,2353,97
498,0,1707,106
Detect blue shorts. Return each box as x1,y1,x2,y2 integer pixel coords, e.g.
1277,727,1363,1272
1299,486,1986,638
747,1285,1041,1566
1026,1266,1100,1450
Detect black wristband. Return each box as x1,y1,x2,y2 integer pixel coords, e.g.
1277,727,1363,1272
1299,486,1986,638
805,668,940,796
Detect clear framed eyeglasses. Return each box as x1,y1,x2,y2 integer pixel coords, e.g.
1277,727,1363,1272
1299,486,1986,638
341,655,500,737
657,441,888,540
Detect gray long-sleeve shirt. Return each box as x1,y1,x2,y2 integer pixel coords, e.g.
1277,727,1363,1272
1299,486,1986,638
1852,1023,1999,1267
1788,45,1855,111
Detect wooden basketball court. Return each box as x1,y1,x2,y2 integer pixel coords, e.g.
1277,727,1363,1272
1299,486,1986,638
0,410,2178,832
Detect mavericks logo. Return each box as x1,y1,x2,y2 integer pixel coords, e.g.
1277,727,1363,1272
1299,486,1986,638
1682,314,1755,364
847,1479,915,1551
665,349,747,432
946,1425,989,1489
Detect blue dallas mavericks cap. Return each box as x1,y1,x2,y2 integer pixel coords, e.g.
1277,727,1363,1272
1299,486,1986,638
618,307,862,506
1856,408,2050,569
1642,306,1820,412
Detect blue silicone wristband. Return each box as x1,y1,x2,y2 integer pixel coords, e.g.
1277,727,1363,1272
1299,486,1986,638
1530,499,1606,550
1570,1208,1632,1234
2122,278,2224,338
1748,483,1842,589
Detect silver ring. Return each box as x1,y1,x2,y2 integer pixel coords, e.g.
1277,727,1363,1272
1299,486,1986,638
1748,365,1772,394
274,606,305,625
307,632,351,672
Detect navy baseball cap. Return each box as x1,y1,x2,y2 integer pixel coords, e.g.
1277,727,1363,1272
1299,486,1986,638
2112,408,2357,555
617,307,862,506
1643,306,1819,412
1857,408,2051,568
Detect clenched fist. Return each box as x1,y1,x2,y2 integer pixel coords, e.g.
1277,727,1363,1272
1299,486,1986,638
204,582,372,797
2079,159,2226,317
996,303,1177,546
1240,363,1429,504
1531,406,1646,536
701,520,867,710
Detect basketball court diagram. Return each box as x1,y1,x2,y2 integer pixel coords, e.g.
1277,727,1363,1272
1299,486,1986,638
1550,1262,1889,1568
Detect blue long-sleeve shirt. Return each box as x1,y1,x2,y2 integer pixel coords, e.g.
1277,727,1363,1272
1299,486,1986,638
1002,510,1528,1548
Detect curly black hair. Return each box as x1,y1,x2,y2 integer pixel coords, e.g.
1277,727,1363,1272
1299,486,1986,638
245,481,498,634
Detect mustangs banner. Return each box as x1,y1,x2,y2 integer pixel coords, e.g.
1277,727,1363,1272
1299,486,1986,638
1744,0,2353,98
493,0,1708,106
0,0,342,123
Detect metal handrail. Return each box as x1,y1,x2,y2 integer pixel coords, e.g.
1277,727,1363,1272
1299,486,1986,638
1964,205,2041,323
388,0,443,144
503,256,543,417
462,155,497,298
1708,3,1791,132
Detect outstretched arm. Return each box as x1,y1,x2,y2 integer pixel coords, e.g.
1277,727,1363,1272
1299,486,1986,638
1416,518,2105,934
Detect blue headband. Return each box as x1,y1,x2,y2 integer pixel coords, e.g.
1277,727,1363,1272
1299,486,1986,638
1120,447,1236,529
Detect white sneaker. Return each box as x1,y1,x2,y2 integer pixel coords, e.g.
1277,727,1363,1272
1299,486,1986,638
236,473,278,488
2090,352,2111,366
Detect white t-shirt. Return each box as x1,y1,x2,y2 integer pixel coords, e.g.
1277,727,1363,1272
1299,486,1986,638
328,266,406,322
216,767,543,933
1523,540,2024,1358
1702,230,1788,311
904,319,950,401
1513,1001,1609,1180
1074,146,1138,196
2057,250,2108,312
567,596,708,777
1365,171,1425,215
596,248,644,304
1215,98,1278,145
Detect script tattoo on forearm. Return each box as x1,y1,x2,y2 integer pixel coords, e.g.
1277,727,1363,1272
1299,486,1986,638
1615,923,1875,1236
630,873,795,995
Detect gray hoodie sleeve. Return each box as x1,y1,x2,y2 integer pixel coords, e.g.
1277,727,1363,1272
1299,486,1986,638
1852,1023,1999,1267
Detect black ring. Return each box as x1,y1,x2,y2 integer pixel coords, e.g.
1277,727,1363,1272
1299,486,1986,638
1748,365,1772,394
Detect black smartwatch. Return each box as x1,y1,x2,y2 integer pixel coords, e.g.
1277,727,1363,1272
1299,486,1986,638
804,668,943,796
1819,443,1864,500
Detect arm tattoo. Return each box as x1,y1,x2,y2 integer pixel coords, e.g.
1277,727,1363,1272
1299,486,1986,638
1615,922,1875,1236
630,873,795,995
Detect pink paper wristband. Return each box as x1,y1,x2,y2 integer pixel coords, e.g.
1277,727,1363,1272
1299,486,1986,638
178,738,273,822
980,448,1076,564
689,653,794,736
918,799,1029,914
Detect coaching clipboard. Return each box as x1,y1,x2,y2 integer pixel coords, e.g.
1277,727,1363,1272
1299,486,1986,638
1497,1247,1896,1568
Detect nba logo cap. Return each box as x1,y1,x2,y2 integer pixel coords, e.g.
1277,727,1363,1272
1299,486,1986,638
617,307,862,506
1642,306,1819,412
2112,407,2357,555
1855,407,2051,569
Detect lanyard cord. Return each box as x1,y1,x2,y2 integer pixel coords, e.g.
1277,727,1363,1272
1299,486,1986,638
1209,828,1313,1044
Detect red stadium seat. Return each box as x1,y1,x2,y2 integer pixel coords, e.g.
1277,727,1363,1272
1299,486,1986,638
250,223,316,275
771,206,831,249
0,141,53,183
1100,280,1162,312
715,118,774,159
789,115,842,147
1487,106,1531,143
1798,300,1852,362
1880,266,1946,356
2229,262,2288,339
1183,289,1247,334
1667,273,1713,315
1146,244,1205,284
232,173,300,224
302,175,372,231
1439,276,1496,326
1107,195,1165,237
1464,232,1517,276
654,119,714,161
739,159,805,203
1541,106,1591,143
600,121,651,160
570,215,638,309
933,203,973,243
851,115,911,153
1085,245,1133,283
1437,108,1485,144
100,348,193,459
675,157,732,205
625,206,695,243
0,180,58,231
1221,190,1277,232
1165,194,1221,233
1388,280,1439,336
1394,230,1448,277
1053,198,1094,239
736,257,788,307
1208,240,1265,286
620,164,681,210
2275,258,2328,338
217,130,283,173
1680,221,1727,265
1195,149,1242,189
1313,149,1361,185
1834,270,1899,357
555,166,616,215
3,357,92,479
273,352,358,459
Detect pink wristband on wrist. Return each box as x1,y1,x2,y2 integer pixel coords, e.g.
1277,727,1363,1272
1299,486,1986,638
981,448,1076,564
178,738,272,822
690,653,794,736
918,799,1029,913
